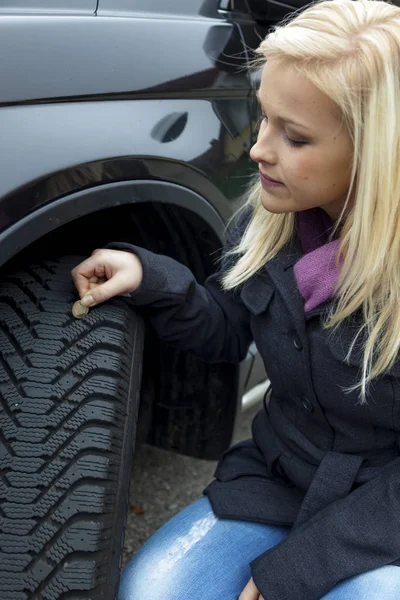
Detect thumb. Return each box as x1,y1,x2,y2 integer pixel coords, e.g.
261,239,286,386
81,273,128,307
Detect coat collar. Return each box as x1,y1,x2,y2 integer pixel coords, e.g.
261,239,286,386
264,236,333,329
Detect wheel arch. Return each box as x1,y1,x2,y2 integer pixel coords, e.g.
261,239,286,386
0,178,227,269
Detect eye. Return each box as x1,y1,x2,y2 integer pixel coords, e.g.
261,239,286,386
283,133,308,148
259,114,307,147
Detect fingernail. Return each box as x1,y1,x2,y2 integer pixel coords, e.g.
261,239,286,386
81,295,94,307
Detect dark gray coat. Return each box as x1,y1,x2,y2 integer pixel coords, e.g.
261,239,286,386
109,210,400,599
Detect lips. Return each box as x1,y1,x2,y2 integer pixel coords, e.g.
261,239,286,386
260,171,282,184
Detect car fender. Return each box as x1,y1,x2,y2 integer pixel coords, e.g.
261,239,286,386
0,178,227,268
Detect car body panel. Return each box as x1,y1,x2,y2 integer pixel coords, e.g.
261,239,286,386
98,0,220,18
0,7,255,242
0,0,97,14
0,14,247,105
0,94,253,237
0,180,225,268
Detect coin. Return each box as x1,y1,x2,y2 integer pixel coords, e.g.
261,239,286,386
72,300,89,319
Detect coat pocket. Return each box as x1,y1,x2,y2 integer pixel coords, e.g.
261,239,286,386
240,274,275,316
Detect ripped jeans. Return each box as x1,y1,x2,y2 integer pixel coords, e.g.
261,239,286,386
118,496,400,600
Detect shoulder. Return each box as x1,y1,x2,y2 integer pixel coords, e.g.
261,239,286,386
226,205,254,247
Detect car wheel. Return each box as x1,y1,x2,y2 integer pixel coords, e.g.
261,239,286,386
0,255,144,600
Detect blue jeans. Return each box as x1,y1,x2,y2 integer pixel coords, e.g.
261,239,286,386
118,497,400,600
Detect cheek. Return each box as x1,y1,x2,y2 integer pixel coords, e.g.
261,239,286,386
284,156,317,187
324,154,353,194
286,150,351,193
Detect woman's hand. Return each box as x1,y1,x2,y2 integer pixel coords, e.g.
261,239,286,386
239,577,264,600
71,249,143,307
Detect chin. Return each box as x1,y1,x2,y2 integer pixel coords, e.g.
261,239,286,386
260,193,292,214
260,187,305,215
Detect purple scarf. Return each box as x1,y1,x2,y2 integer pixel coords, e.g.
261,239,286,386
294,208,341,312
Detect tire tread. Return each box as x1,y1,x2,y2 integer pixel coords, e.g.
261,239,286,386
0,256,143,599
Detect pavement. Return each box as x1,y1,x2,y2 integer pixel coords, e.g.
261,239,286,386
122,402,261,568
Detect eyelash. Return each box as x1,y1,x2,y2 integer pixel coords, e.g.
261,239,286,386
259,114,307,148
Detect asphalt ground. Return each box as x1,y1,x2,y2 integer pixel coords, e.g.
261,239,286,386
122,402,261,568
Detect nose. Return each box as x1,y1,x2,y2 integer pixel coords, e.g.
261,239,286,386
250,128,277,166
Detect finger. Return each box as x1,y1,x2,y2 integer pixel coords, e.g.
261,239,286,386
88,278,107,291
71,256,106,296
238,592,257,600
81,271,130,307
72,271,92,298
238,579,260,600
73,255,107,279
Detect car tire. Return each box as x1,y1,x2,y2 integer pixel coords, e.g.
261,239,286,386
0,255,144,600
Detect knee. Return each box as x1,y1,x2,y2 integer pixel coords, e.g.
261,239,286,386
118,538,187,600
117,498,215,600
118,548,164,600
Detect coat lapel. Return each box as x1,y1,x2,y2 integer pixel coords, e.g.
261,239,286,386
264,239,307,337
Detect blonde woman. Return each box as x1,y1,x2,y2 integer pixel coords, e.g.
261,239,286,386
72,0,400,597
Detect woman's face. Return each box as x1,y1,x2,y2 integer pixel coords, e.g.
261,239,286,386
250,60,354,221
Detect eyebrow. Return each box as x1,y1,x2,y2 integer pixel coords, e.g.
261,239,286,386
256,90,312,131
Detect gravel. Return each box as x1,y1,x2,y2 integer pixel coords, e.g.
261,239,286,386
122,402,261,567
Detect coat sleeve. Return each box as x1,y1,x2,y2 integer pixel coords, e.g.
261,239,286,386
104,210,252,364
250,455,400,599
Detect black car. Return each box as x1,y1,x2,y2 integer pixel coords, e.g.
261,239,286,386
0,1,304,598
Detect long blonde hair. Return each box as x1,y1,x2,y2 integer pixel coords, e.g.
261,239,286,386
223,0,400,401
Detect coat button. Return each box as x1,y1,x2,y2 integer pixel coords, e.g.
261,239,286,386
301,397,314,412
293,335,302,350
